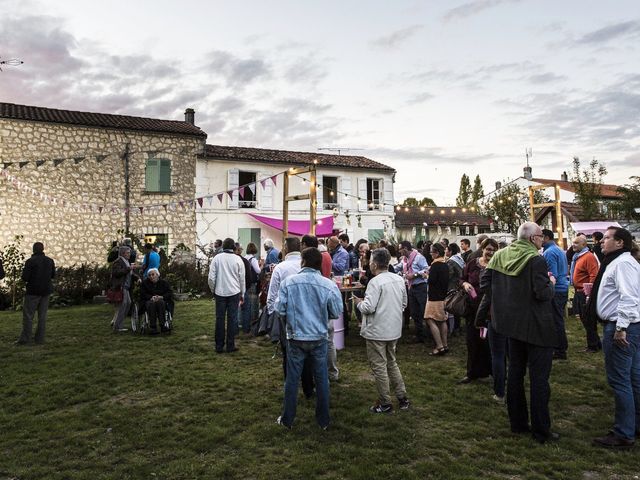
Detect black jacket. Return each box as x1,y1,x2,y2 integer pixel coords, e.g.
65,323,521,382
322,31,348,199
427,261,449,301
140,278,173,304
22,252,55,296
110,257,139,290
486,255,556,347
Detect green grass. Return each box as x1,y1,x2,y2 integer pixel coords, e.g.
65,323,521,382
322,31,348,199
0,300,638,479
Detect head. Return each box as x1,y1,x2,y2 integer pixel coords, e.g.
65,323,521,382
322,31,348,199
592,231,603,243
370,248,391,275
416,240,425,251
327,236,340,252
602,227,633,255
111,240,118,248
222,238,235,251
460,239,471,252
284,237,301,254
147,268,160,283
338,233,350,248
214,239,222,249
476,234,488,249
301,234,319,249
481,238,499,260
263,238,274,251
301,247,322,271
430,243,445,259
246,242,258,255
33,242,44,254
440,238,449,247
399,240,412,257
145,243,153,252
517,222,544,250
118,246,130,259
541,229,554,244
122,238,132,247
446,243,460,257
358,242,370,258
234,242,243,255
387,244,398,259
498,241,508,249
378,239,388,249
572,235,588,252
354,238,368,252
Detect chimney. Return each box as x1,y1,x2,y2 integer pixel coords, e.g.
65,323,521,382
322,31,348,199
495,181,502,190
184,108,195,125
561,171,568,182
523,165,533,180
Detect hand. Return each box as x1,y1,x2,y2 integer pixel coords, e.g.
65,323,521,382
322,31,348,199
462,282,472,293
549,275,556,285
239,298,244,306
614,330,629,348
352,295,362,304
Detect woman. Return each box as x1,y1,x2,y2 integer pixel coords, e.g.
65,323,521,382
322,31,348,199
243,242,261,334
458,238,499,383
425,243,449,355
446,243,465,335
110,246,139,332
140,268,173,334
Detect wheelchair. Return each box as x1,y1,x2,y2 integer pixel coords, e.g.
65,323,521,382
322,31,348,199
131,299,174,334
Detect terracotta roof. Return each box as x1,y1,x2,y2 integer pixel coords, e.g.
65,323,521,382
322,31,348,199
534,202,584,223
531,178,622,199
202,144,395,172
0,102,207,138
395,207,493,227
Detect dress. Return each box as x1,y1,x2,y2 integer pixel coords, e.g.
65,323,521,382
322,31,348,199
461,258,492,379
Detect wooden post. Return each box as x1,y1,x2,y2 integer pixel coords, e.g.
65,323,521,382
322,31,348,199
282,164,317,246
310,167,317,236
555,183,564,249
528,186,535,222
282,170,290,247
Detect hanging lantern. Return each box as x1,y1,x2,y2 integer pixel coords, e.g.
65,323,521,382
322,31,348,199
489,220,495,232
446,226,452,236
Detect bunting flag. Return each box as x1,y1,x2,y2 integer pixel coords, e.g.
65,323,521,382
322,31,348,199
197,197,204,207
139,207,144,214
248,183,256,195
260,179,267,189
19,162,28,168
238,186,245,199
217,193,224,203
226,190,234,200
270,175,278,187
437,225,442,235
74,157,85,164
36,160,46,167
163,205,168,212
53,159,65,167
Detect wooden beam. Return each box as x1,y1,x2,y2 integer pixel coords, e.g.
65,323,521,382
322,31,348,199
282,171,289,247
310,168,317,235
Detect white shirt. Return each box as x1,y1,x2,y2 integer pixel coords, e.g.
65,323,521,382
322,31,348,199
596,252,640,329
244,254,260,275
266,252,302,314
208,251,246,298
358,271,408,341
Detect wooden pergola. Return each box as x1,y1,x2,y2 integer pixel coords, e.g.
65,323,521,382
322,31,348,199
282,164,318,246
528,183,565,248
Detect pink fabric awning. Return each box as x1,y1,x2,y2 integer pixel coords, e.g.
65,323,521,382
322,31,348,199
248,214,334,236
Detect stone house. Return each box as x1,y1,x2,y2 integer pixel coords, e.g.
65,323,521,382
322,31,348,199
0,102,206,265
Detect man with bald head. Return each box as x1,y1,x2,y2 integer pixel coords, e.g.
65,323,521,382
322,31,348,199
570,235,601,352
327,236,349,276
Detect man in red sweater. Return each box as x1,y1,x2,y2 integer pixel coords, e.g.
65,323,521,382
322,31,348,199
570,235,601,352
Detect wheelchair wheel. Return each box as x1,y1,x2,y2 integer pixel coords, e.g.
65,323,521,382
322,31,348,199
130,303,139,333
163,311,173,333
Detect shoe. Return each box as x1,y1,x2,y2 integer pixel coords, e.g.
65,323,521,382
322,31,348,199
442,346,450,354
320,425,329,431
552,352,567,360
592,432,635,449
491,394,505,404
14,340,28,346
276,416,291,429
398,397,411,410
149,329,159,335
457,376,473,384
429,347,446,356
534,432,560,444
369,403,393,414
117,328,128,332
511,426,531,434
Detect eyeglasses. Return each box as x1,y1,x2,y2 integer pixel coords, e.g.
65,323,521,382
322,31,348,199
532,234,544,239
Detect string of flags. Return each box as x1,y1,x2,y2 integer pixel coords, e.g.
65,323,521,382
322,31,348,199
0,168,282,214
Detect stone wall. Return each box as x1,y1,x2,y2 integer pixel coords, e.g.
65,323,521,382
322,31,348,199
0,118,203,266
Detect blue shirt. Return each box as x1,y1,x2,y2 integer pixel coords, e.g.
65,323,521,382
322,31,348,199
543,241,569,293
394,251,428,286
331,245,349,276
265,247,280,266
142,250,160,279
276,267,343,341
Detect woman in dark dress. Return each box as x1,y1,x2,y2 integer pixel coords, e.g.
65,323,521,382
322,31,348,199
425,243,449,355
458,238,499,383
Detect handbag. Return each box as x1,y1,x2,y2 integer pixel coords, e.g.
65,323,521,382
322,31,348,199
106,288,124,304
444,287,471,317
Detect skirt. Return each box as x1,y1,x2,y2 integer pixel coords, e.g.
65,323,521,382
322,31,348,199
425,300,447,322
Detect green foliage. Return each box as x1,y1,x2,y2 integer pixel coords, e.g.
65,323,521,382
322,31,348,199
0,235,26,309
401,197,436,207
471,174,484,206
481,184,529,233
570,157,608,220
456,174,472,207
613,176,640,220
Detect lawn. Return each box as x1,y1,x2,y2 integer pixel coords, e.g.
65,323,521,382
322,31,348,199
0,299,637,479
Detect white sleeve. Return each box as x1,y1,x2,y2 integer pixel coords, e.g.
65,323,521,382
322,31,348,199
357,279,381,315
208,258,217,294
266,267,281,314
615,261,640,328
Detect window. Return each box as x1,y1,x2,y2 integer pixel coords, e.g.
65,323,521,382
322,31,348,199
145,158,171,193
368,229,384,243
239,171,257,208
323,176,338,210
144,233,168,253
367,178,381,210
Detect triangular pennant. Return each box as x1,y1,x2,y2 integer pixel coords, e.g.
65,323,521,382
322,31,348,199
139,207,144,214
98,206,103,213
248,183,256,195
36,160,46,167
270,175,278,187
197,197,204,207
260,179,267,189
207,196,214,206
74,157,85,164
217,193,224,203
19,162,28,168
53,159,65,167
227,190,234,199
238,187,245,199
2,162,12,169
95,155,107,163
163,205,168,212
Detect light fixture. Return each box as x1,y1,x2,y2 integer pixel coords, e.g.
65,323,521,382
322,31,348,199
451,209,456,213
429,210,434,214
420,206,425,211
462,208,467,212
404,207,409,212
329,191,334,196
440,209,445,214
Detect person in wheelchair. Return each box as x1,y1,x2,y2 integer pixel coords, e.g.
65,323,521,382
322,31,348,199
140,268,173,334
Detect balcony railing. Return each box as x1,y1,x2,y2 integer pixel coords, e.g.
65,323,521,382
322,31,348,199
239,200,257,208
322,202,339,211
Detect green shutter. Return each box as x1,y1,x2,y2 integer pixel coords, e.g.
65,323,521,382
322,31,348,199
146,159,160,191
159,159,171,192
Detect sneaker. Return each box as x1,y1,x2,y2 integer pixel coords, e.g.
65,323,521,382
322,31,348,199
592,432,634,449
369,403,393,414
398,398,411,410
491,394,505,404
276,416,291,429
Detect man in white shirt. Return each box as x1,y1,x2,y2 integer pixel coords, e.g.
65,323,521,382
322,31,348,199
208,238,245,353
354,248,410,413
591,227,640,449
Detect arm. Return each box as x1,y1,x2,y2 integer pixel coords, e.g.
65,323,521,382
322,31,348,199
51,259,56,279
357,278,382,315
587,255,599,283
22,260,31,284
613,261,640,329
327,284,343,319
238,259,246,298
333,250,348,274
207,259,217,293
250,257,260,275
275,280,288,317
413,255,428,277
475,269,492,327
266,267,281,314
532,257,555,302
543,250,561,280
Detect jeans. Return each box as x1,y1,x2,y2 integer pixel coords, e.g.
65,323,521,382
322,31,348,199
575,291,602,350
602,322,640,440
214,293,240,352
281,339,330,428
408,283,428,341
488,322,508,398
551,291,568,355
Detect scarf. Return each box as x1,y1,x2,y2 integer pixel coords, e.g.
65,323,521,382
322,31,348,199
487,239,539,277
585,247,629,323
569,247,589,284
449,253,465,269
403,249,419,289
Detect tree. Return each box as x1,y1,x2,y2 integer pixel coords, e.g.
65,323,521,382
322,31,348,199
570,156,608,220
0,235,26,309
401,197,436,207
471,175,484,206
481,184,529,234
613,176,640,221
456,174,472,207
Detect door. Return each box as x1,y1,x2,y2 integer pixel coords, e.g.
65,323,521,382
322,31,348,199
238,228,262,259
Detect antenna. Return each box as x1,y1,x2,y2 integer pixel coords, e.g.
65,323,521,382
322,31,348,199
525,148,532,167
0,57,24,72
317,147,363,156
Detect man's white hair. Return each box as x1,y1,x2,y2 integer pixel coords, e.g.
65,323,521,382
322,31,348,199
264,238,274,248
147,268,160,277
517,222,540,240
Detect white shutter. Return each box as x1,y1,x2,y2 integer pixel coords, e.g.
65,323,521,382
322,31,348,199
358,178,367,212
259,173,273,210
227,168,239,209
317,175,324,211
382,177,394,212
340,176,351,210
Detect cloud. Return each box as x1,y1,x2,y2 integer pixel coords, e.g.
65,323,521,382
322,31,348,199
206,50,271,84
443,0,522,22
406,92,434,105
578,20,640,45
526,72,567,84
370,25,423,49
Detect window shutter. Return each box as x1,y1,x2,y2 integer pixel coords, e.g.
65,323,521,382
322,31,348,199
146,159,160,191
227,168,239,209
382,178,393,212
358,178,367,212
259,173,273,210
340,176,351,210
159,159,171,192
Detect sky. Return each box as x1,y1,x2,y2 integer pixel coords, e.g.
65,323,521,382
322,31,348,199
1,0,639,205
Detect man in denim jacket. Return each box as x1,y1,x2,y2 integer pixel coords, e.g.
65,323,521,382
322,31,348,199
275,247,343,429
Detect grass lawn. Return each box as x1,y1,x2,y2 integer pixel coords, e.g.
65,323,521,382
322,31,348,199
0,299,638,479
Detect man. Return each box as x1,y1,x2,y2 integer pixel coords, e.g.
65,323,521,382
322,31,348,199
566,232,586,269
396,240,429,343
141,243,160,279
338,233,359,270
110,246,139,333
317,243,333,278
354,248,410,413
542,229,569,360
264,239,280,267
122,237,137,264
327,236,349,276
460,238,472,263
591,227,640,448
467,234,489,263
440,238,450,248
235,242,253,335
570,235,601,352
486,222,558,443
17,242,55,345
592,231,604,262
275,247,342,429
208,237,245,353
210,239,223,258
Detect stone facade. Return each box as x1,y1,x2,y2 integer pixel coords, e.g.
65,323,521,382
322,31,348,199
0,118,204,266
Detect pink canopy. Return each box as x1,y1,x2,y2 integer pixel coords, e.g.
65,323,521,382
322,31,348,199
248,213,334,236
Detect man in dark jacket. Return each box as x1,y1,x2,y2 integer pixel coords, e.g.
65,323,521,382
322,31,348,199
486,222,558,443
17,242,55,345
